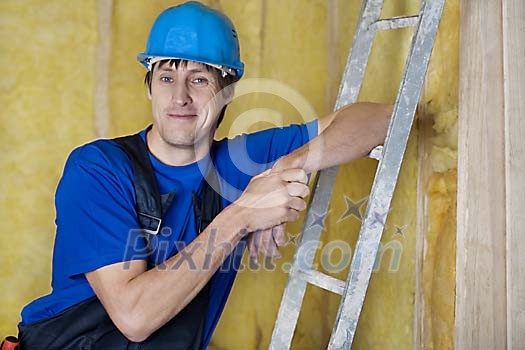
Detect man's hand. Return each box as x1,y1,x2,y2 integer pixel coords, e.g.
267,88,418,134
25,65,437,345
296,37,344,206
243,168,309,264
234,168,310,231
247,224,287,263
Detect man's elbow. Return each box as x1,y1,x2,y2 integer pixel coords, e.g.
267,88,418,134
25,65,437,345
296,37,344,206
113,310,152,343
122,328,150,344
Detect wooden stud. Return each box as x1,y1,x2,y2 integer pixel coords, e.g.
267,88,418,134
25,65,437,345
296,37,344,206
456,0,507,348
503,0,525,348
94,0,113,138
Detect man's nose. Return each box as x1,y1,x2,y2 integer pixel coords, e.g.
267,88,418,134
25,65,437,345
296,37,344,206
172,82,191,106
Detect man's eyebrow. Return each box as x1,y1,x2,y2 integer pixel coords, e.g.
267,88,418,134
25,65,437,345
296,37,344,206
159,66,176,72
158,66,209,74
187,68,211,74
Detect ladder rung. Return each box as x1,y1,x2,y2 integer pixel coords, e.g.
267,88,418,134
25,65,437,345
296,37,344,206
367,145,383,160
296,269,345,295
370,15,419,31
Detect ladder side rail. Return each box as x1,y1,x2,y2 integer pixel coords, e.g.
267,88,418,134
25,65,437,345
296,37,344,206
327,0,446,348
336,0,384,107
269,167,338,349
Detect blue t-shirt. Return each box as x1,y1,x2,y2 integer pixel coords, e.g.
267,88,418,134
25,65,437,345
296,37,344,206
20,120,317,345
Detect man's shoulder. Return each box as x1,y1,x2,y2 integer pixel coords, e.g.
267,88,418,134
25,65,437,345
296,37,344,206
64,138,134,178
213,121,317,159
218,120,318,144
69,138,130,165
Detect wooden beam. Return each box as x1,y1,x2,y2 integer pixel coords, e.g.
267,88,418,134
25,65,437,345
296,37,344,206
456,0,507,349
414,100,433,350
503,0,525,348
94,0,113,138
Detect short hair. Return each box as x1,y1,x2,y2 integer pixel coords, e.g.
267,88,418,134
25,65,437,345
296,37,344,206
144,59,237,127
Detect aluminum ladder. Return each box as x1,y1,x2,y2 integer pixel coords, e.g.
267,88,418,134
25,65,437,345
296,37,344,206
269,0,446,348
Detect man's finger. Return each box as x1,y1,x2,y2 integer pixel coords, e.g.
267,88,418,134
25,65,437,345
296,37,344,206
286,182,310,198
249,231,261,263
261,229,275,258
287,197,307,212
272,224,286,246
279,168,308,184
261,229,281,259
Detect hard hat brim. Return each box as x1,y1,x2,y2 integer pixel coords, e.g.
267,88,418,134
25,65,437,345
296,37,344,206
137,53,244,79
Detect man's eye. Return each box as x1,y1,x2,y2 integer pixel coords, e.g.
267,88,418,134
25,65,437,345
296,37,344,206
160,76,173,83
192,77,209,85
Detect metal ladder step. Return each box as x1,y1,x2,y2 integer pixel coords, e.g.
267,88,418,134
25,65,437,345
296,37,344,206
294,269,346,296
371,15,419,31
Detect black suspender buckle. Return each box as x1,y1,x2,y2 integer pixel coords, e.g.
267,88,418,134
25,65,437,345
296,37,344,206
137,212,162,235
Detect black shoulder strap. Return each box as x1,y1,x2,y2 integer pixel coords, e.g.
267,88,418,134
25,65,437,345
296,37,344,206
113,134,165,235
113,133,222,235
193,168,222,232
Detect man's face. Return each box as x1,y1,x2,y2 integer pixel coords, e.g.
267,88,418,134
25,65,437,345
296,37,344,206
148,60,230,153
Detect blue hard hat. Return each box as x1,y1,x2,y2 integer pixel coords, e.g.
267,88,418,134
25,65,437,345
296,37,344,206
137,1,244,79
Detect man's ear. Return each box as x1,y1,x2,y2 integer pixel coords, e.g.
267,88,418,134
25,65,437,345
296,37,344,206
222,84,235,105
147,67,154,101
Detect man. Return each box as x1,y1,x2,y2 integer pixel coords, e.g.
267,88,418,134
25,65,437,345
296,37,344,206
18,2,391,349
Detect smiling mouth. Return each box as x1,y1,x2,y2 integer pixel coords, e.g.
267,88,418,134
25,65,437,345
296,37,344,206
166,113,198,119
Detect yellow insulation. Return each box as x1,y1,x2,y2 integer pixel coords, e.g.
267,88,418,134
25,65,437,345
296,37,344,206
0,0,98,338
419,0,459,348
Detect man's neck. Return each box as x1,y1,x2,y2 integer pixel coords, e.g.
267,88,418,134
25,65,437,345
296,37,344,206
146,129,212,166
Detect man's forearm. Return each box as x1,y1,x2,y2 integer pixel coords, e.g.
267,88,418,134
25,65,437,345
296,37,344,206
89,168,309,342
116,205,246,341
275,102,392,174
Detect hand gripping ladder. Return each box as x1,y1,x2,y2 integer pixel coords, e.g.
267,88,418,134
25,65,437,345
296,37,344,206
270,0,445,348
